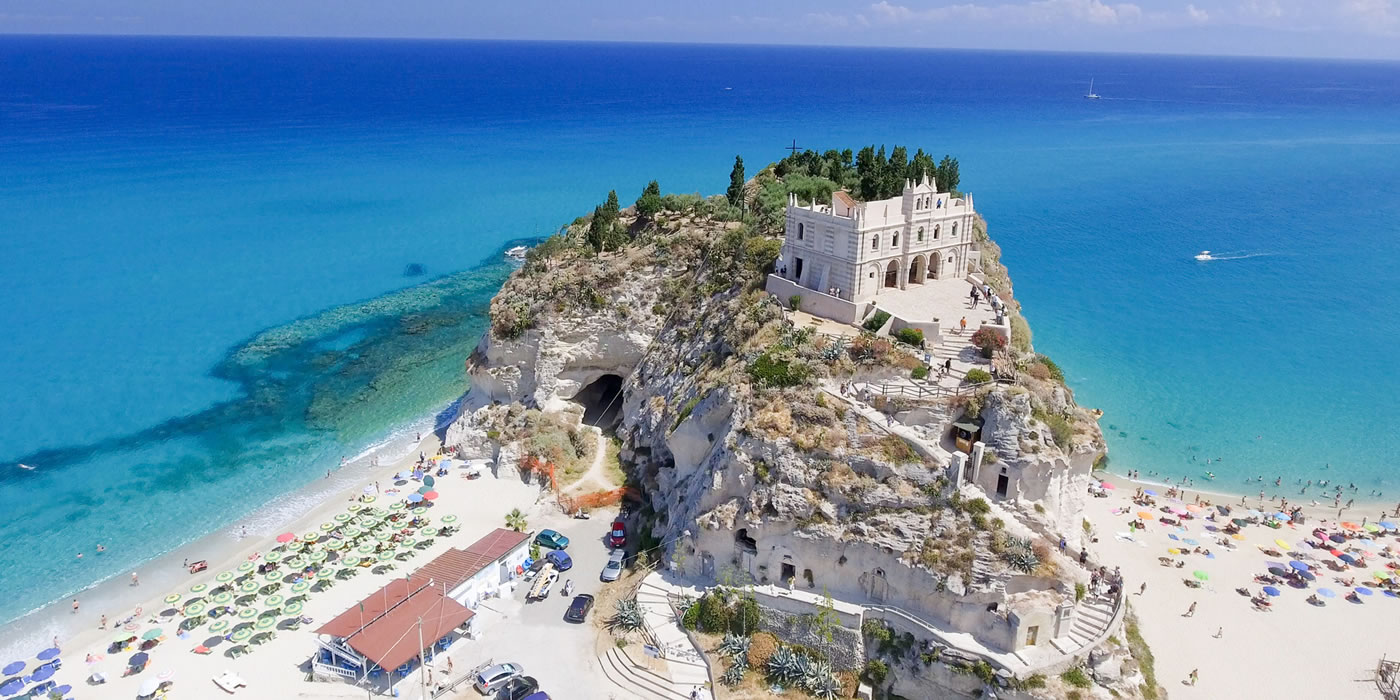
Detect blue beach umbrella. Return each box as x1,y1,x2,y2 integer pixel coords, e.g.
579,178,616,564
1288,560,1310,572
1379,521,1396,530
1298,570,1316,581
0,678,23,696
1384,590,1399,599
52,685,70,696
407,493,423,503
1340,554,1359,565
1354,587,1374,596
28,665,55,682
1273,512,1290,520
1143,489,1157,496
34,648,59,662
1184,538,1199,546
1262,586,1282,597
1317,588,1336,598
0,662,20,676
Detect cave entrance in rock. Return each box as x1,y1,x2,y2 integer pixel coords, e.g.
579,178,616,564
575,374,624,428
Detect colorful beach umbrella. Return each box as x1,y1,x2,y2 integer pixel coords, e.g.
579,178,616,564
422,491,439,501
212,592,233,605
1355,586,1374,596
190,583,208,594
29,664,56,682
1261,586,1281,596
237,561,254,573
1374,570,1391,580
264,595,284,608
237,608,258,620
141,628,164,641
1341,522,1361,531
163,594,181,605
407,493,423,503
229,628,252,643
1288,560,1310,572
0,679,23,697
283,601,303,616
334,513,352,523
1136,511,1153,520
239,581,260,594
1192,570,1209,581
1,661,23,676
275,532,295,543
183,602,206,617
1099,481,1115,490
1364,524,1381,533
1274,540,1291,551
1317,588,1336,598
440,514,457,525
215,571,235,583
1380,521,1397,530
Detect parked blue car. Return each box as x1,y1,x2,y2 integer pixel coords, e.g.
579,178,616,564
544,549,572,571
534,529,570,550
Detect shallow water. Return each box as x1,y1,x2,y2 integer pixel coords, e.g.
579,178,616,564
1,37,1397,632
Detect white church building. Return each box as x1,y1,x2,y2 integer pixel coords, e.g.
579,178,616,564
770,176,977,306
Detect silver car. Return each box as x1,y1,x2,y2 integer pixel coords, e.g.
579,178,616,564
600,549,625,582
474,662,524,695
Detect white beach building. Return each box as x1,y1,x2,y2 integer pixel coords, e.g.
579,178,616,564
767,176,977,318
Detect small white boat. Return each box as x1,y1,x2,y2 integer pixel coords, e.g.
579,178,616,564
1085,79,1101,100
505,246,529,261
1194,250,1213,261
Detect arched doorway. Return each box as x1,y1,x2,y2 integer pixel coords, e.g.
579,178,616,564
942,250,959,279
884,260,900,289
908,255,925,285
574,374,624,428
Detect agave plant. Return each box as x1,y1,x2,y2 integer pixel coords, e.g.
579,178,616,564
720,659,748,687
608,598,645,633
802,659,842,700
718,632,751,660
766,646,804,687
1008,535,1035,556
1003,547,1040,574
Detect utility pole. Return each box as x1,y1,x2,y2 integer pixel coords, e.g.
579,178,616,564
418,617,428,700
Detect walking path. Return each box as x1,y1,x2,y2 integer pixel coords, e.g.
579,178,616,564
598,573,711,700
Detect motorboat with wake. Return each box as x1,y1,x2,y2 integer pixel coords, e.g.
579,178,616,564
1194,250,1213,261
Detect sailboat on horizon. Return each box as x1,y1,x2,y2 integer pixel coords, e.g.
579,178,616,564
1085,78,1101,100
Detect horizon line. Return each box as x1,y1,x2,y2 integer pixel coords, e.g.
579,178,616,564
2,32,1398,65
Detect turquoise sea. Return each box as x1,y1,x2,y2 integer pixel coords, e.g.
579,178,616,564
1,37,1398,634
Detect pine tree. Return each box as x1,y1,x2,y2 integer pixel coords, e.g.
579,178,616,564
586,205,607,252
936,155,961,193
727,156,746,207
855,146,878,200
635,180,662,218
602,190,620,222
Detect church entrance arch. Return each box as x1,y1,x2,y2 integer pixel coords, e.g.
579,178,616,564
908,255,925,286
884,260,900,289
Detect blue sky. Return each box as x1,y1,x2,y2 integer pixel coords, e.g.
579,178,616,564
2,0,1398,59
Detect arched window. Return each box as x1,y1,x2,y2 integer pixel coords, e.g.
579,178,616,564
917,227,924,242
934,225,940,240
871,235,879,250
797,222,805,240
952,222,959,237
892,232,899,247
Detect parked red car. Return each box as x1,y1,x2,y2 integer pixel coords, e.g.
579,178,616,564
609,520,626,548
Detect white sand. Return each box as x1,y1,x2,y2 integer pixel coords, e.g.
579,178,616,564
1084,473,1400,698
42,430,553,700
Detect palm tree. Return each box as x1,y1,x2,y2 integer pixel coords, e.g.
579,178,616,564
505,508,528,532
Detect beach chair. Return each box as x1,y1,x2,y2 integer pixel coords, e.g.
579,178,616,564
213,670,247,693
193,645,212,655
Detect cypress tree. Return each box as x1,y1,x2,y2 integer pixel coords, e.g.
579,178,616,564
726,155,746,207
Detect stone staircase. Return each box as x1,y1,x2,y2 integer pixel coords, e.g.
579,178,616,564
1053,595,1117,653
598,574,712,700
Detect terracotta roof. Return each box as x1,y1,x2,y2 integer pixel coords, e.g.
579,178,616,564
336,581,473,672
317,578,418,639
407,528,528,590
833,190,858,207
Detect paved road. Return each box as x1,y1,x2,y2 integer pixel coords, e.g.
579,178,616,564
448,508,623,698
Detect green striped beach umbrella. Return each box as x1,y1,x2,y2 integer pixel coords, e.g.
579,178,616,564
208,619,230,633
334,512,352,523
264,595,284,608
356,543,377,556
342,526,363,538
287,542,306,553
389,502,405,511
142,628,164,641
283,601,303,616
263,571,283,583
237,607,259,620
237,561,255,573
286,556,308,569
190,583,208,594
308,550,328,563
376,550,395,562
375,531,394,542
347,503,362,512
319,521,336,531
316,568,335,579
215,571,235,583
163,593,182,605
302,530,319,541
412,507,428,516
183,602,207,617
229,627,253,643
290,581,311,594
264,550,283,563
325,539,345,551
440,514,458,525
254,615,277,630
239,581,260,594
212,591,234,605
399,538,416,549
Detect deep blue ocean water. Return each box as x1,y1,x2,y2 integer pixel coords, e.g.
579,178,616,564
1,36,1398,629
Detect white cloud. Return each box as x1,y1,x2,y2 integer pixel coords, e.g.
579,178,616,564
868,0,1164,27
1186,3,1210,22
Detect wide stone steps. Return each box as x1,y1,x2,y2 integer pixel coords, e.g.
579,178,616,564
599,646,688,700
1066,599,1115,647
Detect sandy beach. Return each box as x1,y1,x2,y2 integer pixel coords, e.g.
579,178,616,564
1085,471,1400,699
13,406,557,700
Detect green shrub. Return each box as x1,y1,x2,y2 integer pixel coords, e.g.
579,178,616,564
969,327,1006,358
1076,582,1087,602
862,659,889,686
673,395,702,430
1023,673,1047,689
697,593,730,634
788,294,801,311
965,497,991,515
1010,314,1032,352
911,365,929,380
1036,354,1065,382
1034,408,1075,449
730,596,760,636
862,310,891,332
892,327,924,346
747,351,811,387
1061,666,1092,689
973,660,996,684
964,368,992,384
681,602,700,630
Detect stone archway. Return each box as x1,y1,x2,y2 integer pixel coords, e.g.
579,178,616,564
908,255,926,286
884,260,900,289
574,374,624,428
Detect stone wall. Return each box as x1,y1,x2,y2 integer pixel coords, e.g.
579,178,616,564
755,605,865,672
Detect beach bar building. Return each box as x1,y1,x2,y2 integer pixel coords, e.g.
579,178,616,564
311,528,530,690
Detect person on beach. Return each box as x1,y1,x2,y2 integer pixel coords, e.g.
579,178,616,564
96,544,105,553
100,614,106,629
131,571,139,586
1188,669,1198,686
1138,582,1147,595
1184,601,1196,617
76,552,82,559
1214,627,1223,638
959,317,967,333
71,599,79,614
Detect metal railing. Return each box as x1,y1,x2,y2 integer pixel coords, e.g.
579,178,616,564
665,592,717,692
1378,656,1400,700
